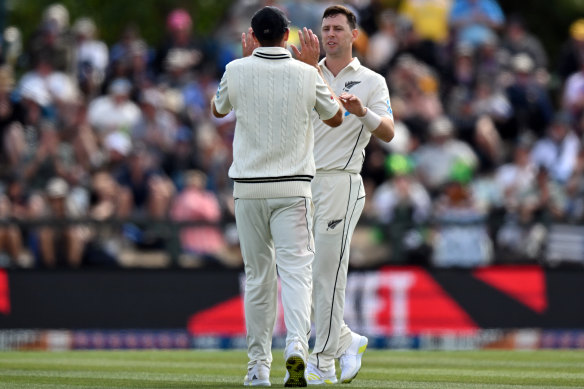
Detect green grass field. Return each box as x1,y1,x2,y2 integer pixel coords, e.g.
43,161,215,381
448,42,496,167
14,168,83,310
0,349,583,388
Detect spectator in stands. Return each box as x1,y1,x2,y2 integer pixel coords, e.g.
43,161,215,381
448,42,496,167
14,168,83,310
449,0,505,49
27,3,72,74
3,173,29,221
72,17,109,99
431,161,493,267
470,76,512,134
0,65,26,170
170,170,229,265
388,55,443,142
474,35,505,86
113,143,174,221
497,145,567,255
102,130,131,174
110,24,142,64
446,44,490,147
16,59,54,119
54,93,103,173
0,193,24,267
365,9,398,73
493,134,551,261
90,169,131,220
103,25,154,100
18,53,78,120
3,173,35,266
22,122,68,191
565,149,584,222
501,15,548,80
495,134,538,214
558,19,584,83
516,166,568,256
413,116,478,195
505,53,554,138
471,115,505,173
446,42,476,99
530,112,581,184
154,8,206,79
390,17,443,75
85,169,131,265
161,126,203,190
32,177,88,268
41,3,70,38
87,78,141,138
372,154,432,263
125,40,156,95
562,55,584,119
398,0,452,46
131,87,178,161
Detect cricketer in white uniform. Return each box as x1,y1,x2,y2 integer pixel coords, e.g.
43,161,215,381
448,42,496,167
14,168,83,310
304,5,395,385
212,6,343,387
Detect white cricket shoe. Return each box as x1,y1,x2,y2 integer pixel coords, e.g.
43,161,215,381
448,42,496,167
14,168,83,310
283,338,307,387
244,361,271,386
306,363,337,385
339,333,368,383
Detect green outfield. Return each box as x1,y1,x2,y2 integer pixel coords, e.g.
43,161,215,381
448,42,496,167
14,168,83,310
0,349,583,388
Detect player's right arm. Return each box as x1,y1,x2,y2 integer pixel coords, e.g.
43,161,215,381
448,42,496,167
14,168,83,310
292,27,343,127
211,98,228,118
322,101,343,127
314,73,343,128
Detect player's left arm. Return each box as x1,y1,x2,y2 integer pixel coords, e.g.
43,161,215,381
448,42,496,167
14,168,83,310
370,114,394,143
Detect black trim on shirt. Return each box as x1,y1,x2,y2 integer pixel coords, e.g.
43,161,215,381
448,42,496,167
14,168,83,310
233,175,313,183
253,52,290,60
342,125,364,170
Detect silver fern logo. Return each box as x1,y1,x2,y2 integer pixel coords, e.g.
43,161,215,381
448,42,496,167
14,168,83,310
343,81,361,92
327,219,343,230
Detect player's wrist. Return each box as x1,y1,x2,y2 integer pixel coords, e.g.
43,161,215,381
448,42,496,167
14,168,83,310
357,107,381,131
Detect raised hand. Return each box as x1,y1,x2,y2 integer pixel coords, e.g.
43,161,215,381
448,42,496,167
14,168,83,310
241,27,259,57
291,27,320,67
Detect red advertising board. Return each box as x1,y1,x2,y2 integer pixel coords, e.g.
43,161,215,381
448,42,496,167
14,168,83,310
189,266,550,336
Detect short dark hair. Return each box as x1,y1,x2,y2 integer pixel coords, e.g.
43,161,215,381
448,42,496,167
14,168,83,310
322,5,357,30
251,6,289,46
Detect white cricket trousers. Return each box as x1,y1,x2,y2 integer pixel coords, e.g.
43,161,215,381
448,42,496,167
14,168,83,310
309,172,365,371
235,197,314,365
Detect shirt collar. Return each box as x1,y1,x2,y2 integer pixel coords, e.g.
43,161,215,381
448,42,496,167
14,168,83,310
253,47,292,59
318,57,361,75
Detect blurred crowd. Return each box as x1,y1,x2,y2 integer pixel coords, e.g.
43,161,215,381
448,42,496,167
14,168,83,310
0,0,583,269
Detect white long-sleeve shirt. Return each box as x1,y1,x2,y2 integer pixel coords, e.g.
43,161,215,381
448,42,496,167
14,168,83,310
214,47,339,199
530,132,581,183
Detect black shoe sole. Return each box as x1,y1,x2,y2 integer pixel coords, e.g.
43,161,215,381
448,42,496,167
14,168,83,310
284,355,306,387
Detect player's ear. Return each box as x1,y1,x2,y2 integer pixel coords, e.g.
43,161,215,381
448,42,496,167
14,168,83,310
351,28,358,42
283,27,290,42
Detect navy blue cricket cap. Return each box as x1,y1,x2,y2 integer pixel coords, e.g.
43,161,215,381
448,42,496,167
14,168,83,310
251,6,289,42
